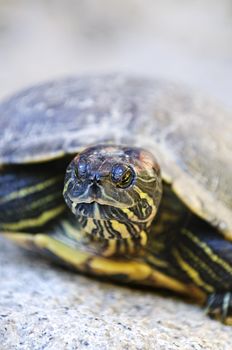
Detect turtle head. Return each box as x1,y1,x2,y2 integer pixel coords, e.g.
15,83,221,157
63,144,162,251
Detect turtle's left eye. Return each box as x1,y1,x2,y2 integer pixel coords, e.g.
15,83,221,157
111,164,134,188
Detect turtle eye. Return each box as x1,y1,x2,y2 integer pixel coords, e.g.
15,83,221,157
111,164,134,188
119,169,134,188
75,158,87,178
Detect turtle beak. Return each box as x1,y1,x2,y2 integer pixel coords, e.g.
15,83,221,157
86,171,106,201
88,182,102,200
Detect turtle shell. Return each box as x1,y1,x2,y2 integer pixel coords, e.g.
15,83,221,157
0,74,231,239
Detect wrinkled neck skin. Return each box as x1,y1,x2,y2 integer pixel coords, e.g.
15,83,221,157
75,208,156,257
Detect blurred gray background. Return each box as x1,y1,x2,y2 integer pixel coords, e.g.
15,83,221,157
0,0,231,107
1,2,232,348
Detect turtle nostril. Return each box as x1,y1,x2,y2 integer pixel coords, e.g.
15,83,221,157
89,178,102,198
89,173,101,184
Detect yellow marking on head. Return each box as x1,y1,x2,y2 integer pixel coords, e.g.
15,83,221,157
173,249,214,293
122,208,140,222
71,202,77,213
183,230,232,275
133,186,157,219
63,177,72,194
123,205,154,224
134,186,154,205
140,230,148,246
2,205,65,231
0,175,63,204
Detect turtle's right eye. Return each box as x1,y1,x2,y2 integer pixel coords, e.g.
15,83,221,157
75,159,87,178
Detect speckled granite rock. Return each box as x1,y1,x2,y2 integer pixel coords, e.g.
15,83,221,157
0,237,231,350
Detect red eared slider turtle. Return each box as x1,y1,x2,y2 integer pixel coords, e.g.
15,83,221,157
1,75,232,324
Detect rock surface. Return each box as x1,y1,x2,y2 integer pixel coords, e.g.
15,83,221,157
0,237,231,350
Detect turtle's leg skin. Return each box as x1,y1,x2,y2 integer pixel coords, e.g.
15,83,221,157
206,293,232,325
0,163,67,234
2,215,205,302
167,222,232,325
2,231,153,283
2,231,192,294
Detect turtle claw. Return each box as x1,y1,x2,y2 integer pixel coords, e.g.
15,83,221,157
206,292,232,325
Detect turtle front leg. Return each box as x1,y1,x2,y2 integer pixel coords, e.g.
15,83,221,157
206,293,232,325
168,224,232,325
2,230,188,293
2,216,204,300
2,231,153,283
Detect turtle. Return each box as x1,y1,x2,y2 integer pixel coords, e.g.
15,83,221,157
0,74,232,324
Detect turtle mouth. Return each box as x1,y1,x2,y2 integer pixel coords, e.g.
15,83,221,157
64,186,133,220
69,195,130,208
71,201,126,221
67,184,133,209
